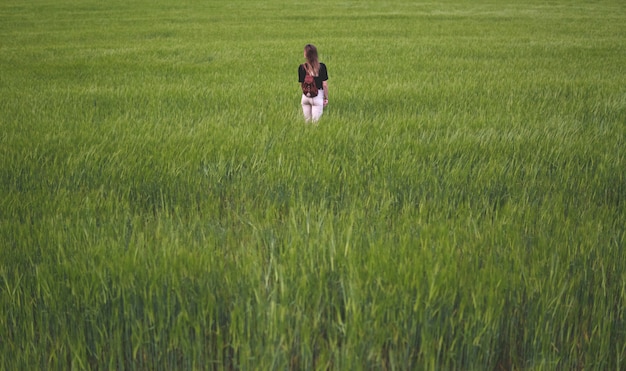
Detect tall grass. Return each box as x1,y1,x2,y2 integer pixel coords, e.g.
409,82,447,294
1,0,625,369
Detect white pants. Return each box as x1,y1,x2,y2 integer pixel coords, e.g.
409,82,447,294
301,89,324,123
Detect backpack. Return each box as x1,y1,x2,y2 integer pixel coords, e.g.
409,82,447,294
301,66,318,98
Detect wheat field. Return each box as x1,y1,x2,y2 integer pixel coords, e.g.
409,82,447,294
1,0,625,369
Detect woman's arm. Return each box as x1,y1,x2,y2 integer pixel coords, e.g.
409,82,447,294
322,81,328,106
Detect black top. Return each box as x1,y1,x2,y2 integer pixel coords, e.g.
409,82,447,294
298,63,328,90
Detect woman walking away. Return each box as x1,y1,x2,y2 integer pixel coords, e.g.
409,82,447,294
299,44,329,123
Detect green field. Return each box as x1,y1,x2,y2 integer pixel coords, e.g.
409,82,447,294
1,0,625,369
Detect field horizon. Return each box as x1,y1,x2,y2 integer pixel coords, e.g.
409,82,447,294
1,0,625,369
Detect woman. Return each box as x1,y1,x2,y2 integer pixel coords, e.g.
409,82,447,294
298,44,329,123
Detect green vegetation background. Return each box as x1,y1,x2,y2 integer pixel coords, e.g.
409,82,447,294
1,0,625,369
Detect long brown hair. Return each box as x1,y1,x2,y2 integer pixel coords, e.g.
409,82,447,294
303,44,320,77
